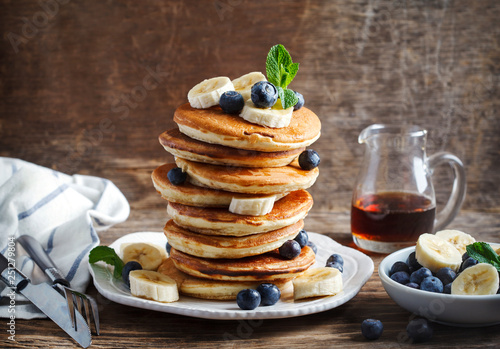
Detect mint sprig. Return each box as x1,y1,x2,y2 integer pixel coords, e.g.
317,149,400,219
266,44,299,109
89,246,124,279
466,242,500,272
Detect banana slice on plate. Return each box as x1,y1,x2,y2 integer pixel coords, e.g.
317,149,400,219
239,99,294,128
229,195,276,216
129,270,179,302
121,242,167,271
415,233,462,273
435,229,476,255
451,263,499,295
232,72,266,101
293,267,343,300
188,76,234,109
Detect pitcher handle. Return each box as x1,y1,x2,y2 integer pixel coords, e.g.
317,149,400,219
427,152,467,232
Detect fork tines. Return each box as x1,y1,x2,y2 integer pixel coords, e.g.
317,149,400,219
60,285,100,335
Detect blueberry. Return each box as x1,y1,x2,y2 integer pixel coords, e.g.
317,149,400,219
279,240,301,260
306,241,318,254
220,91,244,114
326,261,344,273
420,276,443,293
460,257,478,272
298,150,320,170
390,271,410,285
405,282,420,289
122,261,142,287
251,81,278,108
410,267,432,285
361,319,383,340
444,283,452,294
406,252,422,273
406,318,433,343
166,242,172,255
294,230,309,248
293,91,304,110
256,283,281,306
435,267,456,286
462,252,470,262
167,167,187,185
389,261,410,276
327,254,344,267
236,289,261,310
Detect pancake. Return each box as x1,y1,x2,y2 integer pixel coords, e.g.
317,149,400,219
157,258,292,300
159,128,303,167
152,163,286,207
169,246,315,281
175,157,319,195
163,219,303,259
166,190,313,236
174,103,321,152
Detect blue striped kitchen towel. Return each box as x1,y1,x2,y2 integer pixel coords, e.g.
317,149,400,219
0,157,130,319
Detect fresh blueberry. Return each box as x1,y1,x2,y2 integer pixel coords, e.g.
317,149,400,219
361,319,383,340
405,282,420,289
298,150,320,170
410,267,432,285
122,261,142,287
306,241,318,254
251,81,278,108
389,261,410,276
326,261,344,273
435,267,456,286
279,240,301,260
406,252,422,273
256,283,281,306
390,271,410,285
327,254,344,267
406,318,433,343
294,230,309,248
462,252,470,262
460,257,478,272
420,276,443,293
293,91,305,110
166,242,172,255
444,283,452,294
236,289,261,310
167,167,187,185
220,91,245,114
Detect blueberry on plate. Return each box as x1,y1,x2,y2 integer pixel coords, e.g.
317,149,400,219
298,150,320,170
167,167,187,185
460,257,478,272
405,282,420,289
326,261,344,273
390,271,410,285
294,229,309,248
389,261,410,276
420,276,443,293
361,319,383,340
306,241,318,254
122,261,142,287
279,240,301,260
406,251,422,272
236,289,261,310
256,283,281,306
220,91,245,114
293,91,305,110
251,81,278,108
410,267,432,285
407,318,433,343
435,267,456,286
326,253,344,267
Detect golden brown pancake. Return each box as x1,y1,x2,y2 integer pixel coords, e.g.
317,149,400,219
159,128,303,167
167,190,313,236
169,246,315,281
174,103,321,152
175,157,319,195
163,219,303,259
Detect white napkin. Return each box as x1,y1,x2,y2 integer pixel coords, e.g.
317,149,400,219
0,157,130,319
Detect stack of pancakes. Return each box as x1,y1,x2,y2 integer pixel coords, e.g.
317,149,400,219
152,102,321,300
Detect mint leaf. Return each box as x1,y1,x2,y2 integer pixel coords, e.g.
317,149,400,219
466,242,500,272
283,62,299,87
282,88,299,109
266,46,281,87
89,246,124,279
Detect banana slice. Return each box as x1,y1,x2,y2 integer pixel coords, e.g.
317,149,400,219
489,243,500,255
435,229,476,255
415,233,462,273
232,72,266,101
239,99,293,128
188,77,234,109
229,195,276,216
293,267,343,300
129,270,179,302
451,263,499,295
121,242,167,271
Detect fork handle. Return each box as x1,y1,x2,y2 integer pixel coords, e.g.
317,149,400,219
17,235,70,288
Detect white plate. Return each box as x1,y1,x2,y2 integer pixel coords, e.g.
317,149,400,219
379,246,500,327
89,232,373,320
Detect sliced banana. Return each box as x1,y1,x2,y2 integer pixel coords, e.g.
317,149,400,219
435,229,476,255
232,72,266,101
129,270,179,302
121,242,167,271
293,267,343,300
489,243,500,255
188,77,234,109
415,233,462,273
239,99,293,128
228,195,276,216
451,263,499,295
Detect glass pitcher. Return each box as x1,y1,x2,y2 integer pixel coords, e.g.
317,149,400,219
351,124,466,254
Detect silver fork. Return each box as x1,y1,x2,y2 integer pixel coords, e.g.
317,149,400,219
17,235,100,335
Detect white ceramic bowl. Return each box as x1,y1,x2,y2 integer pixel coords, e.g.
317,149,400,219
379,246,500,327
